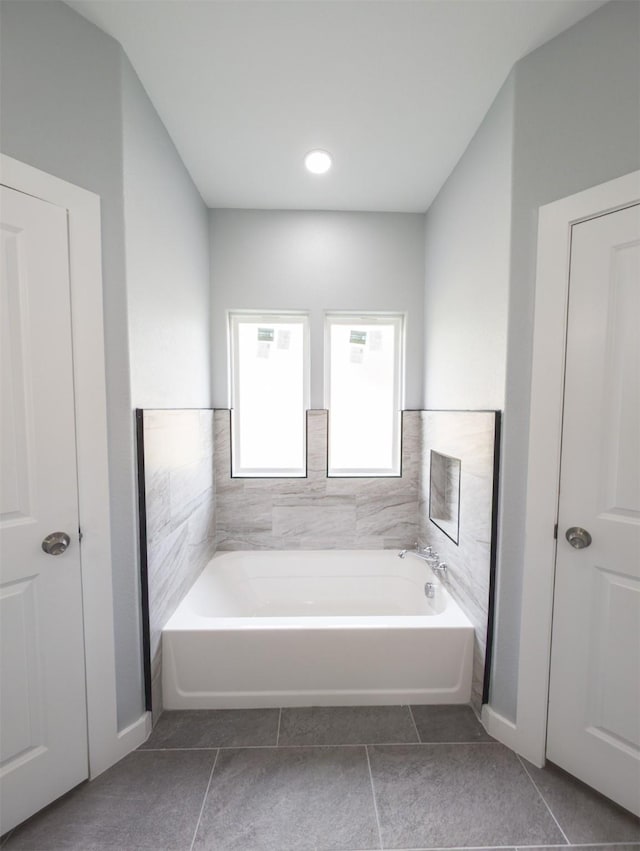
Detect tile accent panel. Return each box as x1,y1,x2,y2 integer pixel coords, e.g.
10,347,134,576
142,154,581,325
214,409,420,551
139,409,216,721
418,410,499,714
138,409,495,719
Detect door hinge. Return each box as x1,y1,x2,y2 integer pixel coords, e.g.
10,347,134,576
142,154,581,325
553,523,558,540
78,527,83,542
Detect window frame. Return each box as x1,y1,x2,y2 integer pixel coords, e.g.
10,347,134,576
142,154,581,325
228,310,310,478
324,311,405,477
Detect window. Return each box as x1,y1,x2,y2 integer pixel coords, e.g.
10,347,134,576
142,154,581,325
229,312,309,476
325,313,404,476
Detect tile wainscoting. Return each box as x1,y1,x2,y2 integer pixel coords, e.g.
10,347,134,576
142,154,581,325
214,409,421,551
137,409,217,721
137,407,499,722
418,410,500,714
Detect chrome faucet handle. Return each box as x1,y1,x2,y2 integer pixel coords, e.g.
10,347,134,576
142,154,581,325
432,562,448,579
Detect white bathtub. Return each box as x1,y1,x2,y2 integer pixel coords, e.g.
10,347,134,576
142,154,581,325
162,550,474,709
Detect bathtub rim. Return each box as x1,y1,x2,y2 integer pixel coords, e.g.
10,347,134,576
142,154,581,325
164,608,473,632
163,548,474,631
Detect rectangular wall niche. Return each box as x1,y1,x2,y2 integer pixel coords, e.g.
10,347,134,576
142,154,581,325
429,450,461,544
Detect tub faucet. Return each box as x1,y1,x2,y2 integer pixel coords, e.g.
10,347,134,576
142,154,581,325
398,544,438,564
398,545,448,581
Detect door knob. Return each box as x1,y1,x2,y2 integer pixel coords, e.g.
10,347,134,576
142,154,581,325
41,532,71,555
565,526,592,549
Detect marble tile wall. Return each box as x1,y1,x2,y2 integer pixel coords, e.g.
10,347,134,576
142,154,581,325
214,409,421,551
418,411,499,714
139,407,496,720
139,409,216,721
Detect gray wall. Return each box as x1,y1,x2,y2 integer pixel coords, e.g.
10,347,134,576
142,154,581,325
0,1,212,728
0,0,142,728
210,210,425,409
423,76,514,411
421,0,640,723
493,0,640,720
122,60,211,408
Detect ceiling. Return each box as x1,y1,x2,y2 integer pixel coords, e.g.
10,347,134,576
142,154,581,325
67,0,606,212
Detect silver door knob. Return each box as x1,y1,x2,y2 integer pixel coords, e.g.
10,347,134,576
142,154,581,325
41,532,71,555
565,526,592,549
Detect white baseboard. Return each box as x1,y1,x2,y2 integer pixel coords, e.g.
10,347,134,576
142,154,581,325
89,711,152,779
481,704,520,751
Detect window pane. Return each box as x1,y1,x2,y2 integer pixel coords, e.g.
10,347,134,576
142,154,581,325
231,316,307,475
328,316,402,475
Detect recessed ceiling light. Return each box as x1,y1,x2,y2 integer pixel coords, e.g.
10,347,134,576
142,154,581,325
305,149,332,175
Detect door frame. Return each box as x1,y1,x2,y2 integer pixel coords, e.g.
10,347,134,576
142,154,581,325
0,154,151,778
512,170,640,766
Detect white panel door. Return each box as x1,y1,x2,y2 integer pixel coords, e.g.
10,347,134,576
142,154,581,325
0,186,88,833
547,203,640,815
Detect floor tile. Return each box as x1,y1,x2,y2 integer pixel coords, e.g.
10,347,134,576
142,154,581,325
368,743,565,849
278,705,418,746
410,704,493,742
193,746,380,851
522,759,640,843
140,708,280,749
5,750,215,850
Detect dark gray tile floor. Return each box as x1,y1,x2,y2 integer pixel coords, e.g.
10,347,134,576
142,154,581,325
410,703,494,742
369,743,564,849
193,746,379,851
278,705,418,746
4,705,639,851
4,750,215,850
521,759,640,844
140,708,280,750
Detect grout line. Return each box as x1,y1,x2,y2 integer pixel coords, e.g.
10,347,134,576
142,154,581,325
276,707,282,746
141,740,504,752
365,745,385,851
406,704,422,743
189,748,219,851
516,754,571,846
